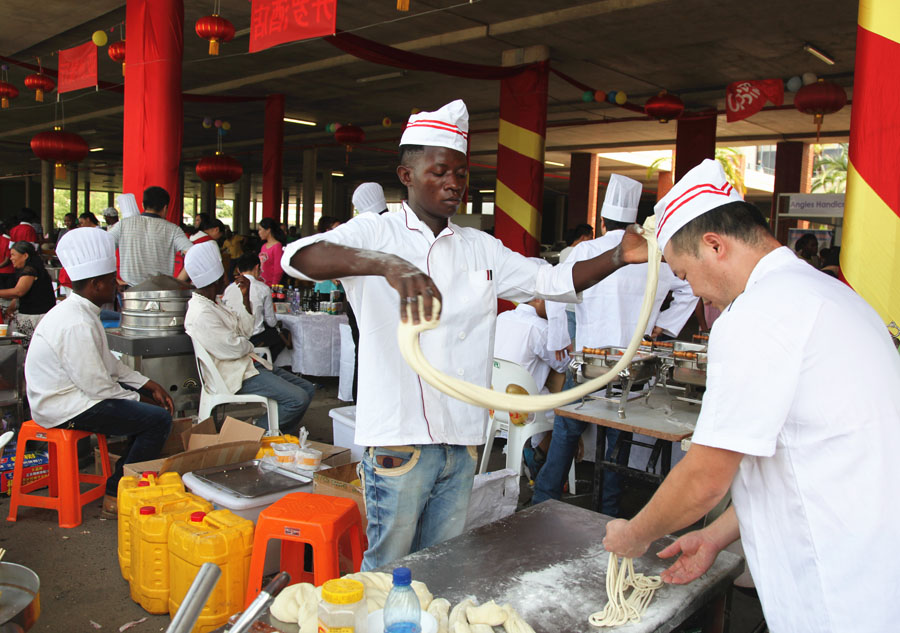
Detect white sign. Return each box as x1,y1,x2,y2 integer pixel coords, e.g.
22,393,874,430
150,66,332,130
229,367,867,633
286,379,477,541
786,193,844,217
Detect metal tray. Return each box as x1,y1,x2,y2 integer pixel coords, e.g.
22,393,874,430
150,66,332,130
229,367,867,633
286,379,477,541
573,347,660,383
0,562,40,632
191,459,311,499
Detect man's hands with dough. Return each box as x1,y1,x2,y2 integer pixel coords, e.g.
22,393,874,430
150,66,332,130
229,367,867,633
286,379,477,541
603,518,652,560
381,255,442,325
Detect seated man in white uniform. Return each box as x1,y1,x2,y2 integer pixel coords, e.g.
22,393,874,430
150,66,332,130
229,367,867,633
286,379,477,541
183,242,315,435
25,228,174,515
535,174,698,514
602,159,900,633
222,252,285,360
281,99,648,570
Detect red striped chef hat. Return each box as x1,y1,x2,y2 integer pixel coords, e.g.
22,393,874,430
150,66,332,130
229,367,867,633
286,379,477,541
400,99,469,155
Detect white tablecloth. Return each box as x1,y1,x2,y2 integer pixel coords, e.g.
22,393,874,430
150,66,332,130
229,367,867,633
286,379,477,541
275,312,348,376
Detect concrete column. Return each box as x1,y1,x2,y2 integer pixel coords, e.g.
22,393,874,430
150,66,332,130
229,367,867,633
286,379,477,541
295,176,302,228
83,176,91,216
201,181,214,217
192,194,198,215
252,197,258,228
69,168,79,215
282,184,290,226
567,152,598,231
24,176,32,208
40,161,53,231
675,112,717,183
771,141,815,244
236,172,251,235
471,190,483,214
321,172,334,218
554,194,566,244
301,149,317,237
108,190,115,207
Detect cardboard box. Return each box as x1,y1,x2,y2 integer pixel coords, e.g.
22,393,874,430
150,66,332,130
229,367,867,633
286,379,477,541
124,417,264,478
308,440,351,469
314,462,366,530
93,418,193,475
3,463,51,494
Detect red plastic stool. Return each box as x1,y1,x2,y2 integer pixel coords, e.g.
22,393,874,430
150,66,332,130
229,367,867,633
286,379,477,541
7,420,112,529
245,492,364,607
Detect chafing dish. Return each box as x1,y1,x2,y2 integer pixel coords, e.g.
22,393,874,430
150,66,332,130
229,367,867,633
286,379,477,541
570,347,661,418
658,340,708,404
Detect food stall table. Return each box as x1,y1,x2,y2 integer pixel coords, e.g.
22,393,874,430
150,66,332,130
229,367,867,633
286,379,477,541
275,312,348,376
555,390,700,512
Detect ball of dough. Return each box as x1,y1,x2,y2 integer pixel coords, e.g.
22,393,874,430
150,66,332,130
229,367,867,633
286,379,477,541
467,600,507,626
427,597,451,633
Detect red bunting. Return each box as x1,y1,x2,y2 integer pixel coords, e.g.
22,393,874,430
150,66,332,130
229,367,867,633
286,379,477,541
58,41,98,94
725,79,784,122
249,0,337,53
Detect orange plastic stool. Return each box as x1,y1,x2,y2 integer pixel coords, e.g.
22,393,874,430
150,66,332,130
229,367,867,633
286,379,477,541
7,420,112,529
245,492,364,607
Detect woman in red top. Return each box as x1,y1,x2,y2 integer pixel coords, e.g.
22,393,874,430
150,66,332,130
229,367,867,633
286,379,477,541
257,218,285,287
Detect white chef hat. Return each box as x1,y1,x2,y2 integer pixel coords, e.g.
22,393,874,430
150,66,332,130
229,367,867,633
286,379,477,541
184,241,224,289
654,159,744,252
102,207,118,218
56,227,117,281
117,193,140,219
601,174,641,223
400,99,469,155
352,182,387,214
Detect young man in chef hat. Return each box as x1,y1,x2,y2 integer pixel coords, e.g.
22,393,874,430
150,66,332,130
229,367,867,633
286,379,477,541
282,99,649,569
602,159,900,633
535,174,698,513
25,228,174,516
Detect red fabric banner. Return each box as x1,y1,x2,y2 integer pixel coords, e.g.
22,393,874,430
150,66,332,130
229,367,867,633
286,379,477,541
58,41,97,94
725,79,784,122
122,0,184,222
249,0,337,53
263,94,285,220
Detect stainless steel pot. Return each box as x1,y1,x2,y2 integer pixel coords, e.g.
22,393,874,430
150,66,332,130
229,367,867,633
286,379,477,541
0,562,40,632
120,275,192,337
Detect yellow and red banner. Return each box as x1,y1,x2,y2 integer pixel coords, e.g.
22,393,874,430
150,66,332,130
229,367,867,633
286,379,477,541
841,0,900,326
494,61,548,257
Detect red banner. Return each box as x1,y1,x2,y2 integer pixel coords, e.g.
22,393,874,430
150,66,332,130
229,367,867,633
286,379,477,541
58,41,98,94
249,0,337,53
725,79,784,122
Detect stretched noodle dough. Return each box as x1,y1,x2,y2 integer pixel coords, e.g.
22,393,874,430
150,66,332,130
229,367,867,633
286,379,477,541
501,604,536,633
449,598,475,631
588,553,662,627
427,597,452,633
396,217,661,412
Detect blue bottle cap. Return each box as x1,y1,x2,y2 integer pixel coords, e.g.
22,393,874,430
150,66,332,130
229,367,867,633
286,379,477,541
392,566,412,586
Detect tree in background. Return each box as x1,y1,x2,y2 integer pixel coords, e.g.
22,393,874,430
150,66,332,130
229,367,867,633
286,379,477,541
811,143,848,193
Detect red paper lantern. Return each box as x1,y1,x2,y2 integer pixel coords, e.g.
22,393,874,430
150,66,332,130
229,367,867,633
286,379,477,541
644,91,684,123
108,40,126,76
196,152,243,198
195,15,235,56
31,126,89,180
793,79,847,142
0,81,18,109
23,73,55,103
334,124,365,146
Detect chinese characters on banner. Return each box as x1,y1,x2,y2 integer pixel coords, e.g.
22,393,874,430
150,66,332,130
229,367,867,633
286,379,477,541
58,41,98,94
725,79,784,122
249,0,337,53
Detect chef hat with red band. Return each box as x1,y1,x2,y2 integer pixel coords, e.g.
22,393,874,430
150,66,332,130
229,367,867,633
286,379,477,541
653,159,744,251
400,99,469,155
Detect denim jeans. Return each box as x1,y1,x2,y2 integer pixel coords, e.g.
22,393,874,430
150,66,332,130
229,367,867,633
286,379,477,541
238,362,316,436
358,444,477,571
66,397,172,495
532,372,630,516
566,309,577,342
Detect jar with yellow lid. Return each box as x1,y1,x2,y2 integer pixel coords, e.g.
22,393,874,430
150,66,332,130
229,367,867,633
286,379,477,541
318,578,367,633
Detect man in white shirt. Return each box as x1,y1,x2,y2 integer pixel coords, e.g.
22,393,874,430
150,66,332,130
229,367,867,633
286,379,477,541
183,242,314,435
25,228,174,515
222,252,284,359
602,160,900,633
282,99,648,569
535,174,698,513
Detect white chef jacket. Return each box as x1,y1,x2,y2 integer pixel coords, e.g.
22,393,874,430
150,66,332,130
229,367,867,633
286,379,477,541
25,292,148,429
184,293,259,394
691,247,900,633
568,230,697,349
281,203,580,446
494,303,569,393
222,274,276,337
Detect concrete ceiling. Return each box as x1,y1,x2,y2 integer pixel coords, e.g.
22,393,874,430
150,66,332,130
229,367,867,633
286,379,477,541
0,0,858,201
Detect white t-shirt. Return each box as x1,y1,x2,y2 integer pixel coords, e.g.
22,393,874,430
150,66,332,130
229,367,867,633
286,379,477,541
282,203,580,447
222,274,276,337
494,303,569,393
691,247,900,633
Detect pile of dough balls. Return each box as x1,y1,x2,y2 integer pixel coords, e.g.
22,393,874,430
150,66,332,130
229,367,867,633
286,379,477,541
270,574,534,633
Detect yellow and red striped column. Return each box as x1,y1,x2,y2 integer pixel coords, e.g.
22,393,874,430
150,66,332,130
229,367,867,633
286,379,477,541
841,0,900,325
493,61,548,256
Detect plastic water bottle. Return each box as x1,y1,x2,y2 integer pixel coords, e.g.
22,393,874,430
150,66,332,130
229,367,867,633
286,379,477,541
383,567,421,633
290,289,301,314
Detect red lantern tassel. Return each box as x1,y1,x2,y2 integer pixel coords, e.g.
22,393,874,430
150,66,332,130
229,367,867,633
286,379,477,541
397,0,410,10
1,97,8,109
215,183,224,198
209,39,219,56
55,163,66,180
121,62,126,77
35,89,44,103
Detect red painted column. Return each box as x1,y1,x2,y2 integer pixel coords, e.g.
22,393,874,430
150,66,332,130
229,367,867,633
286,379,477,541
770,141,813,243
567,152,599,231
674,112,717,183
122,0,184,222
263,94,285,220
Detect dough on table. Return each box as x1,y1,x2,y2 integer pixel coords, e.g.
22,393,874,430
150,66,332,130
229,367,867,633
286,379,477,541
467,600,507,626
427,597,452,633
449,598,475,631
342,571,434,612
269,582,320,633
501,604,536,633
469,625,494,633
452,622,472,633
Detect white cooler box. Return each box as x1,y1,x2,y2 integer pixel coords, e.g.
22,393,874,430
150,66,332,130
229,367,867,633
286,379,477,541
330,406,364,463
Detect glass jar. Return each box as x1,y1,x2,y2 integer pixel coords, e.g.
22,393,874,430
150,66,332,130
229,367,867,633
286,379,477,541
318,578,367,633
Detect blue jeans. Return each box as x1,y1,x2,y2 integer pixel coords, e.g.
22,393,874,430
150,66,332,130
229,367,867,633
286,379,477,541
358,444,477,570
566,309,577,341
532,373,630,516
66,397,173,495
238,362,316,435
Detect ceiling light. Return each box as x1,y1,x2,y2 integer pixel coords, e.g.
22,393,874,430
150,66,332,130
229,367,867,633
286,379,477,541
545,160,565,167
478,189,494,194
331,171,344,177
89,147,104,152
803,42,835,66
284,117,316,126
356,71,406,84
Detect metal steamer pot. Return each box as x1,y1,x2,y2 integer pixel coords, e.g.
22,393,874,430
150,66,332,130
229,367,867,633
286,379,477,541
120,275,192,337
0,562,40,632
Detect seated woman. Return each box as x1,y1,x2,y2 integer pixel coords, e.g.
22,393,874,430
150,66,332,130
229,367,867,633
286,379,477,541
0,241,56,339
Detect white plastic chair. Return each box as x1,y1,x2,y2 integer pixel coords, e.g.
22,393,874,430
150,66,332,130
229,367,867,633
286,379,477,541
253,346,273,363
479,358,576,494
191,338,281,436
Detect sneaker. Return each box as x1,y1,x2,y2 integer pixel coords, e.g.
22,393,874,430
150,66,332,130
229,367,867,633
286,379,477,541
99,494,118,520
523,445,547,481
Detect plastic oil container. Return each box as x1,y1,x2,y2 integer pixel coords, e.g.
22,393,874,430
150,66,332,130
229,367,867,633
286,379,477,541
117,471,185,581
129,493,213,614
167,509,255,633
